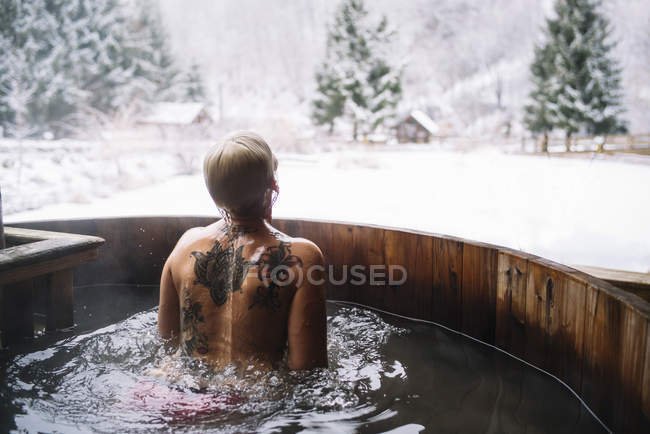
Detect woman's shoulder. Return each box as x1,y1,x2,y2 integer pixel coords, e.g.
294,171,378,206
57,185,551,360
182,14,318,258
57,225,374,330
281,236,324,266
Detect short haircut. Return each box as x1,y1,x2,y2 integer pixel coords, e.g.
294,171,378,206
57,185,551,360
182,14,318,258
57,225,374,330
203,131,278,217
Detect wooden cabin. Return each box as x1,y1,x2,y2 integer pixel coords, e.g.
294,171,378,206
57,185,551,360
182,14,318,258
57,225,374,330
395,110,439,143
136,102,213,138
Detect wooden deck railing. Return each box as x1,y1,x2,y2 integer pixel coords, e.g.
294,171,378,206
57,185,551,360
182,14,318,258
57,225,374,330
0,227,104,347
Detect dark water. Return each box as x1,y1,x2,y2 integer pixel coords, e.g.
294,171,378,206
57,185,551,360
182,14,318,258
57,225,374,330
0,285,608,433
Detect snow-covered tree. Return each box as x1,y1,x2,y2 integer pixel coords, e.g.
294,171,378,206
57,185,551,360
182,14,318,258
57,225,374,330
0,1,72,135
0,0,197,137
126,1,183,104
312,0,402,139
526,0,627,150
182,63,207,102
523,44,556,152
312,62,345,133
53,0,134,117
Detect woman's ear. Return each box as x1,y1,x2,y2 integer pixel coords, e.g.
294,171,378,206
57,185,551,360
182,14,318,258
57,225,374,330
264,179,279,220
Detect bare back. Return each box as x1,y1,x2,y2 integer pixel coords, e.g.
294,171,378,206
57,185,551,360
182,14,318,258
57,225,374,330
158,219,327,370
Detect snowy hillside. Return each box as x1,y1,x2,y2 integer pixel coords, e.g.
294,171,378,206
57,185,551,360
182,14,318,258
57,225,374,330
157,0,650,134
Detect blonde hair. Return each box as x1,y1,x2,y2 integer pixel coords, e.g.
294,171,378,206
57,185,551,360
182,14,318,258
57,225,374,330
203,131,278,218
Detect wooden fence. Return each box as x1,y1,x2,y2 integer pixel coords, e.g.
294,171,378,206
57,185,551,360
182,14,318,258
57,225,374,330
540,134,650,153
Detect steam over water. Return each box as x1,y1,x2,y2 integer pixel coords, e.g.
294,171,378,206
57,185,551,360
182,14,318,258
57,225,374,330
1,294,606,433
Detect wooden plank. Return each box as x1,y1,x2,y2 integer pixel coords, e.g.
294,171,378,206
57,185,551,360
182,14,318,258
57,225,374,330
546,276,587,392
303,221,336,300
617,305,649,432
0,185,5,250
297,220,333,261
523,261,559,371
413,233,434,321
352,225,386,308
327,223,358,303
495,251,529,359
642,322,650,423
275,219,301,237
0,248,98,285
581,287,622,430
0,229,104,273
46,269,74,330
461,244,497,343
1,279,33,346
0,187,4,347
432,238,463,330
382,229,433,320
573,264,650,302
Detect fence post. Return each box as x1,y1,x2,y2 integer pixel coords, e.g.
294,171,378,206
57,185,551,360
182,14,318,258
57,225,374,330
626,135,633,151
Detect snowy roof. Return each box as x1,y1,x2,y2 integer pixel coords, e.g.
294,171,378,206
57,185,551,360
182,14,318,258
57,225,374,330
137,102,210,125
410,110,439,135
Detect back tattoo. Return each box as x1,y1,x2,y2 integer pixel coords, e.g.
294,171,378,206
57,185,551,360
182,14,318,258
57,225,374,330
249,241,303,311
190,225,304,311
181,287,209,355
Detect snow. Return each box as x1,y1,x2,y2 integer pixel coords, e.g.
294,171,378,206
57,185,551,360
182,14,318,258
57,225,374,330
137,102,208,125
6,147,650,274
410,110,439,135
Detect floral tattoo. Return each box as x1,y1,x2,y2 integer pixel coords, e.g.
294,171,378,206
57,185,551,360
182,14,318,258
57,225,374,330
181,288,209,355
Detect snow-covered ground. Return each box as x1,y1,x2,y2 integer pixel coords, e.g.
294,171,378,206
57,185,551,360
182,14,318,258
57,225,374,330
5,147,650,273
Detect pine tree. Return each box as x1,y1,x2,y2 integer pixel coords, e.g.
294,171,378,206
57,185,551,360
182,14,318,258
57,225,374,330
525,0,627,151
312,62,345,133
0,0,193,137
51,0,133,117
363,17,402,135
182,63,207,102
0,1,70,136
122,0,182,105
523,44,556,152
312,0,401,139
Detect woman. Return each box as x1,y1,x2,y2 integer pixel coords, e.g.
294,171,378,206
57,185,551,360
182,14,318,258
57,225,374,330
158,131,327,371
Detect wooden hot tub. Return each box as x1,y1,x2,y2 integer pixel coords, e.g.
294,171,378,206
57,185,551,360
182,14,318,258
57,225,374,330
8,216,650,433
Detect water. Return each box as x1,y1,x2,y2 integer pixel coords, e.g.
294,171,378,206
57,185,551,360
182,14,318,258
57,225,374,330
0,285,607,433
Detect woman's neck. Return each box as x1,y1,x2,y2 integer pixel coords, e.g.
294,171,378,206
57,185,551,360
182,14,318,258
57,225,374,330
228,215,268,228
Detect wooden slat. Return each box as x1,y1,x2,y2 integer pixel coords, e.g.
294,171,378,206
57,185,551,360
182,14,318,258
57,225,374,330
413,233,434,321
495,251,529,359
617,305,649,432
546,276,588,392
523,261,558,371
46,269,74,330
573,264,650,302
432,238,463,329
461,244,497,343
352,224,386,308
642,323,650,422
0,185,5,250
581,287,622,429
0,228,104,273
0,248,98,285
1,279,33,346
382,229,433,320
327,223,358,302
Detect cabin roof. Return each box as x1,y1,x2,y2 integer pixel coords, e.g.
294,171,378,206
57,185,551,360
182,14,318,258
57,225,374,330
137,102,209,125
409,110,439,135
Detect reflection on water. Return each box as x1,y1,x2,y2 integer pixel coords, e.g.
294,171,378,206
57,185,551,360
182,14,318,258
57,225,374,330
1,294,607,433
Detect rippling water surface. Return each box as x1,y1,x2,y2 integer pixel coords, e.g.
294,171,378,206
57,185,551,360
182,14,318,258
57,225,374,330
1,288,607,433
